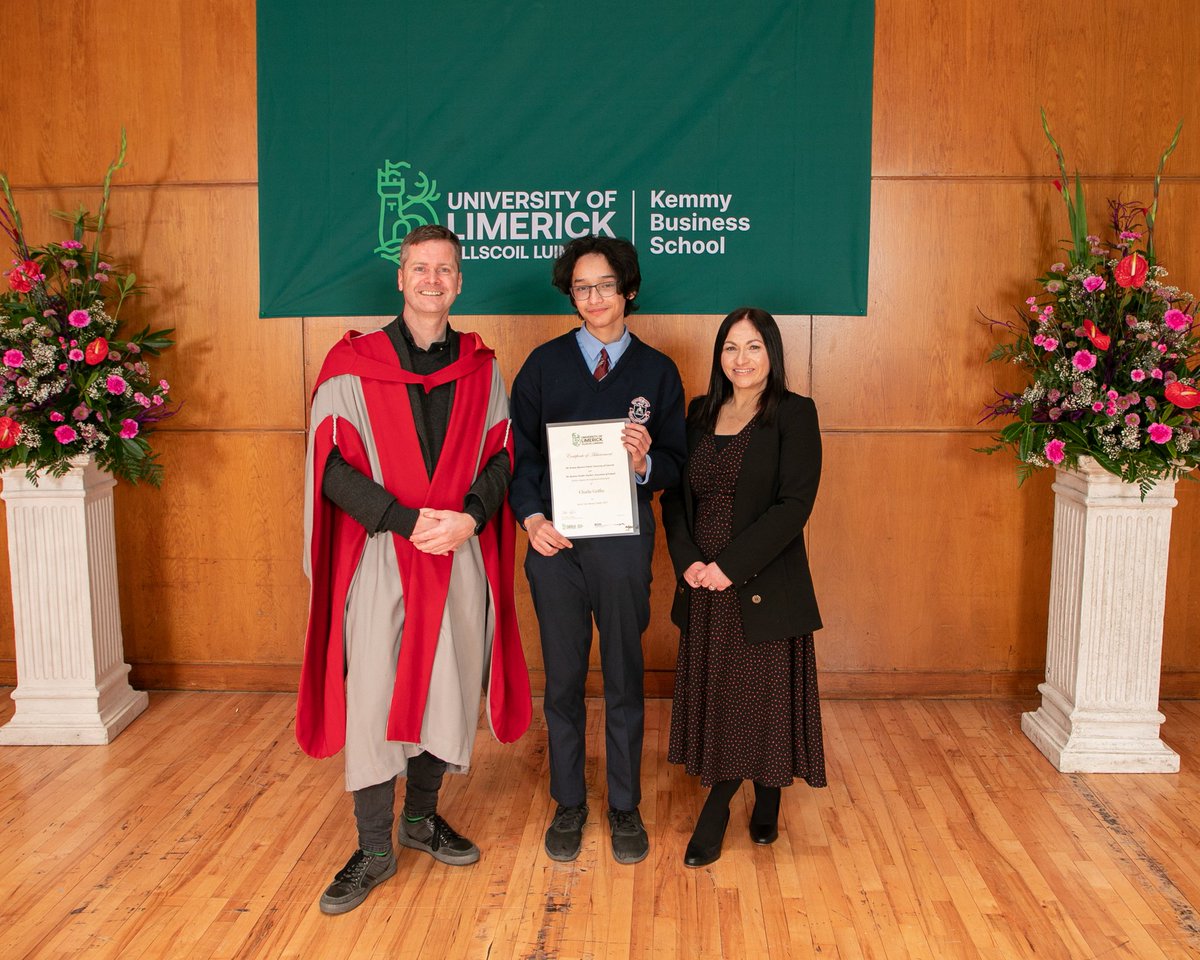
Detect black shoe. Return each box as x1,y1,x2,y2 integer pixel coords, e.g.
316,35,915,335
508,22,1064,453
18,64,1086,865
318,848,397,915
750,785,780,845
608,807,649,865
684,810,729,868
398,813,480,865
545,803,589,862
749,819,779,845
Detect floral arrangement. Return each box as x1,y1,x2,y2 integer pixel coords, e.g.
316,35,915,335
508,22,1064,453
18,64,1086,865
980,114,1199,494
0,135,175,485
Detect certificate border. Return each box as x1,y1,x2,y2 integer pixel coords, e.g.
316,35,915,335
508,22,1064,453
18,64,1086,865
545,418,640,539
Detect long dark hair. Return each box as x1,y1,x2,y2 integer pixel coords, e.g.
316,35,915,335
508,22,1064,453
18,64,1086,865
690,307,789,431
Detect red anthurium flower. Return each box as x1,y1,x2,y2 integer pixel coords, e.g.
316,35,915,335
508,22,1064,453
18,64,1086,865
1164,382,1200,410
84,336,109,365
1082,319,1111,351
0,415,21,449
1114,253,1149,288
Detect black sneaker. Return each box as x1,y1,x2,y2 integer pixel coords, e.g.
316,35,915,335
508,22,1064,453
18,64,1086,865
397,813,480,865
318,848,396,915
607,807,649,864
544,803,589,862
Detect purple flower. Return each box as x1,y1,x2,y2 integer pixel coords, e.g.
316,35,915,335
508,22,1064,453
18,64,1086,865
3,349,24,368
1083,275,1107,293
105,375,128,395
1045,439,1066,464
1148,423,1173,444
53,425,78,444
1072,349,1097,371
68,309,90,328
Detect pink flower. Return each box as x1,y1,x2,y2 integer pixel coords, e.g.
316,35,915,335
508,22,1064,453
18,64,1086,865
1126,413,1140,427
93,273,108,282
1148,423,1173,444
72,405,90,420
151,395,163,406
1045,439,1066,464
1042,338,1058,351
1072,349,1097,371
1131,369,1146,382
53,425,79,444
1083,275,1107,293
1151,368,1163,380
1091,401,1104,412
1033,334,1045,346
68,309,89,327
133,392,151,408
119,419,140,439
105,375,128,395
1163,309,1188,331
1050,262,1066,273
3,349,24,368
49,411,65,422
97,261,111,271
60,240,83,250
68,349,84,362
60,259,78,270
159,379,170,393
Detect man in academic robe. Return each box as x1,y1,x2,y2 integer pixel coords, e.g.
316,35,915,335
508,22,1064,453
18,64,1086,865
298,224,530,915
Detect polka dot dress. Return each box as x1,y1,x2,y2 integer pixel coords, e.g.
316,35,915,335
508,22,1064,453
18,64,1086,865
667,419,827,789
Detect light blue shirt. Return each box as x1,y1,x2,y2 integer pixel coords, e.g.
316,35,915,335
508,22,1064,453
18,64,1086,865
576,324,650,486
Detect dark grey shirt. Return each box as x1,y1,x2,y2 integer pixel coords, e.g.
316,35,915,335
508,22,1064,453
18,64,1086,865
322,318,511,537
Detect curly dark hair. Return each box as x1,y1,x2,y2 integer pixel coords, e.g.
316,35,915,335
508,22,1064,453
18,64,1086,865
551,235,641,316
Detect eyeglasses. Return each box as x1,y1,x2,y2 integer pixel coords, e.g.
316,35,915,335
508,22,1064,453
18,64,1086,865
570,281,620,301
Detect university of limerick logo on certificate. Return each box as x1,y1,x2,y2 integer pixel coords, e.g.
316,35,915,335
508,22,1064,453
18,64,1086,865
374,160,441,265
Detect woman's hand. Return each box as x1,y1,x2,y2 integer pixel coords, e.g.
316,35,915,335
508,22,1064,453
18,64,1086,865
693,561,732,591
683,561,707,588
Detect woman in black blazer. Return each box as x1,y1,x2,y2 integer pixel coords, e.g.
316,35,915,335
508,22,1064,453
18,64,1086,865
661,307,826,867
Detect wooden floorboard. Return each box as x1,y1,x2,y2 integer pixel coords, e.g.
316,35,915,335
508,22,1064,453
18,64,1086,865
1,692,1199,959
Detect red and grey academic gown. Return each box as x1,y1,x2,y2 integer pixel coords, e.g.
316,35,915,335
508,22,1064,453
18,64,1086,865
297,327,531,790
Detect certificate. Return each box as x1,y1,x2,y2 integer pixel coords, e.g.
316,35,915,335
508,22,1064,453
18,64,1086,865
545,419,639,538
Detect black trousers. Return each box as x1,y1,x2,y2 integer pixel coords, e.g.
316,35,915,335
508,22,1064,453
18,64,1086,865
524,501,655,811
352,751,447,852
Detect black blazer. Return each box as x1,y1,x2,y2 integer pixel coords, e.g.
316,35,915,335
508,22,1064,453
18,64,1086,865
661,392,822,643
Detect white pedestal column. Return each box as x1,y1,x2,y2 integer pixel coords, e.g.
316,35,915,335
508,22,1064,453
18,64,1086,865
0,457,147,745
1022,457,1180,773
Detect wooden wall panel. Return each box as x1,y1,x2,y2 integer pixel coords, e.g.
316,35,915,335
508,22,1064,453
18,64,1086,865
2,1,1199,695
874,0,1200,177
112,430,307,666
1,2,257,185
1,186,306,432
814,179,1200,431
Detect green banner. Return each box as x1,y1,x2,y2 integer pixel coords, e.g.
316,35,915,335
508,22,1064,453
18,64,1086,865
257,1,874,317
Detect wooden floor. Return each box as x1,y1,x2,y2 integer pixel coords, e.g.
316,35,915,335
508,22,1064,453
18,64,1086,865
1,694,1199,959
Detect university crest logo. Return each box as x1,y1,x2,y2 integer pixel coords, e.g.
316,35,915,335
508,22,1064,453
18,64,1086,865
628,396,651,424
374,160,442,265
